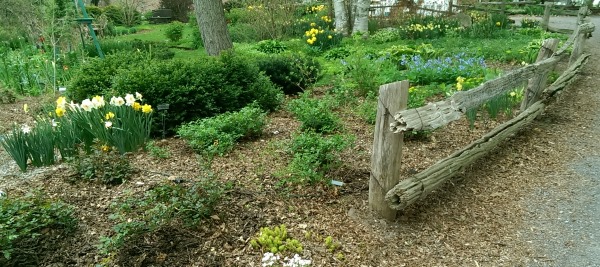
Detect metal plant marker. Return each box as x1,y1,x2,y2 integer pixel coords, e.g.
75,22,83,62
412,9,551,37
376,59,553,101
157,103,170,139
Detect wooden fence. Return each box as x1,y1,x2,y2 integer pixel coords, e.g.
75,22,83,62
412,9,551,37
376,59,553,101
368,8,595,221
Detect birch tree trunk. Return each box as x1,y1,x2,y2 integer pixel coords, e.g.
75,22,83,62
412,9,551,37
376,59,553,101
333,0,349,35
193,0,233,56
352,0,369,36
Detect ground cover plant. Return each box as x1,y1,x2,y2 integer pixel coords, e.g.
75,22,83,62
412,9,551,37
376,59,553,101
0,2,572,265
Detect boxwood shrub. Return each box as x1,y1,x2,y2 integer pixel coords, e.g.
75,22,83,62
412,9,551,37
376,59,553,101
69,51,283,136
255,53,321,95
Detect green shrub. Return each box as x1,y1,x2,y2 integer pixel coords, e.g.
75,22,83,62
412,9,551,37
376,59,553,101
103,5,125,25
85,5,103,18
0,193,76,261
178,105,267,157
72,52,281,136
255,39,287,54
67,51,149,101
99,179,224,255
165,21,185,42
256,53,321,95
70,150,133,185
282,131,353,185
287,93,341,133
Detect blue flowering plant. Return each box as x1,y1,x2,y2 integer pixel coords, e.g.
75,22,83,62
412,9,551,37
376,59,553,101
400,53,487,85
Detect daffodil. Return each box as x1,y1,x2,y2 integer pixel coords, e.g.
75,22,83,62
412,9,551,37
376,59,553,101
135,92,143,100
56,96,66,108
55,107,66,117
105,112,115,120
92,95,105,109
81,99,93,112
23,104,28,113
105,121,113,128
110,96,125,106
141,104,153,113
125,94,136,106
132,102,142,111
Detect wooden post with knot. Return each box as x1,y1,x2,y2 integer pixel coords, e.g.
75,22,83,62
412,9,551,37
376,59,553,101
369,80,409,221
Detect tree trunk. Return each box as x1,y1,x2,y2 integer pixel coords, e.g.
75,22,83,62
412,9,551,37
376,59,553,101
352,0,369,36
193,0,233,56
333,0,349,35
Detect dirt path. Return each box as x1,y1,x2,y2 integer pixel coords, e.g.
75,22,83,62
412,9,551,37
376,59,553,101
518,15,600,267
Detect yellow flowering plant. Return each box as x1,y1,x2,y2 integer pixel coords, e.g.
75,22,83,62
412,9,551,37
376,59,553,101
55,92,153,155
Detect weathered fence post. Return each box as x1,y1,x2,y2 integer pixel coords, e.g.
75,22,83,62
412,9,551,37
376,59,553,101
521,38,560,111
577,5,589,25
369,80,409,221
541,2,553,31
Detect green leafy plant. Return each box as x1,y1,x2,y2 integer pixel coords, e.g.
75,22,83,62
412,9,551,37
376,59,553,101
521,17,540,28
250,224,303,253
178,105,267,157
145,140,170,159
282,131,354,185
336,52,403,98
324,235,341,252
0,193,76,260
256,39,287,54
164,21,185,42
256,53,321,95
371,27,401,44
99,179,224,255
70,150,133,185
287,93,341,133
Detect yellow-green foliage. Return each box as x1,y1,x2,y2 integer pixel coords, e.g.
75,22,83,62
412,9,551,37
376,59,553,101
250,224,304,254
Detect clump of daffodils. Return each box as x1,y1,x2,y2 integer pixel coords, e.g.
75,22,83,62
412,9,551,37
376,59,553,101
54,92,153,155
302,6,339,51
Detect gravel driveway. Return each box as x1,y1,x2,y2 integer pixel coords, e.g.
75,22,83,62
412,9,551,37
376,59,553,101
516,15,600,267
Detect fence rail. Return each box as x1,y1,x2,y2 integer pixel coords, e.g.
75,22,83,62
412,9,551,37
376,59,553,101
368,6,595,219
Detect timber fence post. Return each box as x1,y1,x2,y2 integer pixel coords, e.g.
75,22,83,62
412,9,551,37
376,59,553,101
520,38,559,111
369,80,409,221
541,2,552,31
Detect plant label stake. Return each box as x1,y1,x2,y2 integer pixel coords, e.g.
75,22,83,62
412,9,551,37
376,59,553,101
157,103,169,139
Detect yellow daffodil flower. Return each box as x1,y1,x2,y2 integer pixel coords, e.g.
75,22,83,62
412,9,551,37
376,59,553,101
141,104,153,113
